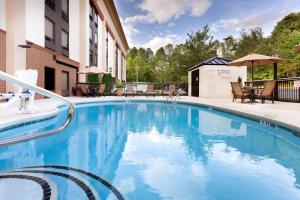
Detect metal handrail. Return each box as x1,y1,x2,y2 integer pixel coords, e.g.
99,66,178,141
0,71,74,146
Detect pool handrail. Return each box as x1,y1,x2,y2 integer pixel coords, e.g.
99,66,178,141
0,70,74,146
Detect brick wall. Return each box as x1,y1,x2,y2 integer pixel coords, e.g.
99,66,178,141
0,30,6,93
26,44,79,97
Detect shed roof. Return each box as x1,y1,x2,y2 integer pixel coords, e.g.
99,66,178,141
187,57,231,71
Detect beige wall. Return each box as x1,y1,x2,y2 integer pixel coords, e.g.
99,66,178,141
189,65,247,98
25,0,45,47
69,0,80,62
6,0,27,80
0,30,6,92
0,0,6,30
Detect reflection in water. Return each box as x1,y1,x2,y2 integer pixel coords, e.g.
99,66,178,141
0,102,300,199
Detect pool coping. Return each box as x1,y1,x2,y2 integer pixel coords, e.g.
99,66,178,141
0,98,300,136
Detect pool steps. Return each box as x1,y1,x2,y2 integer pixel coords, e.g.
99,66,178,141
0,165,125,200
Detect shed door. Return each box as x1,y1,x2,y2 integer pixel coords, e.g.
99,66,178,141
191,69,199,97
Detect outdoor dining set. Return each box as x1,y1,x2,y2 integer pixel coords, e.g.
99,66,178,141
231,80,276,104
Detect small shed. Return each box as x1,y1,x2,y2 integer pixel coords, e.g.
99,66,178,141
187,57,247,98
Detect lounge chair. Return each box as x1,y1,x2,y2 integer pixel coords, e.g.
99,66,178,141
146,85,157,97
97,84,106,97
164,84,176,97
80,85,89,97
124,86,135,97
254,80,276,104
230,82,253,103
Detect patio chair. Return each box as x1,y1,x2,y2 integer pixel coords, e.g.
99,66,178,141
254,80,276,104
124,85,135,97
164,84,176,97
80,85,89,97
146,84,156,97
230,82,253,103
97,84,106,97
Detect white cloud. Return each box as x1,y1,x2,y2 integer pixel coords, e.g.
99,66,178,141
142,35,176,52
127,0,212,24
122,0,212,48
210,10,298,37
168,22,176,27
120,18,139,47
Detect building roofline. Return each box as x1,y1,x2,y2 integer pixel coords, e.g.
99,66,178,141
103,0,129,52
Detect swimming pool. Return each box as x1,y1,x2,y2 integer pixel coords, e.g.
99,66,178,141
0,101,300,200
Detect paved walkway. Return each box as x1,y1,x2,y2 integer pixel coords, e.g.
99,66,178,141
0,96,299,132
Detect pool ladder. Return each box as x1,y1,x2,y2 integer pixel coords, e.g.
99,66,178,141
0,71,74,146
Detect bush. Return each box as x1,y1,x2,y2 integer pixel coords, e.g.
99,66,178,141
87,74,99,83
116,82,124,88
102,74,113,94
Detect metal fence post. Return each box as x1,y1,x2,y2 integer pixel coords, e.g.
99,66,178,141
298,87,300,103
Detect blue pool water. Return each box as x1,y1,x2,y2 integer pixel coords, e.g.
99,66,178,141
0,101,300,200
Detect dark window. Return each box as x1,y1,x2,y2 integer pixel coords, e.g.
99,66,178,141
61,0,69,22
95,32,98,47
89,50,93,66
89,26,93,44
115,47,118,78
95,14,98,26
45,67,55,91
106,34,108,71
45,17,55,42
45,0,69,55
95,54,98,66
89,2,98,67
61,29,69,50
45,0,55,10
89,4,93,20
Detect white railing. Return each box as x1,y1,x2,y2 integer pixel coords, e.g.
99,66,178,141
0,71,74,146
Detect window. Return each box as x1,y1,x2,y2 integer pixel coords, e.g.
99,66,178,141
45,0,55,10
115,47,118,78
89,26,93,44
45,18,54,42
95,32,98,47
61,0,69,22
61,30,69,50
95,54,98,66
95,14,98,26
89,50,93,66
89,4,93,19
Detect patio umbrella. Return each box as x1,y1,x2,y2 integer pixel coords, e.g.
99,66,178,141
78,66,109,74
228,53,283,81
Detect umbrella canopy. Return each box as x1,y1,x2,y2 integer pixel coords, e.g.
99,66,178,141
78,66,108,74
228,53,283,82
228,53,283,67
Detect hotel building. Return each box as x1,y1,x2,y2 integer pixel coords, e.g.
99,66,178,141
0,0,129,96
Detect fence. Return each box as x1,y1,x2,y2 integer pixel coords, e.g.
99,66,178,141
245,78,300,103
125,82,188,94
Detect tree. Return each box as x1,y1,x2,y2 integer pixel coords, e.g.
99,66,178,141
184,25,218,68
233,27,264,58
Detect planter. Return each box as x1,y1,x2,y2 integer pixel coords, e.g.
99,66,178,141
117,88,123,96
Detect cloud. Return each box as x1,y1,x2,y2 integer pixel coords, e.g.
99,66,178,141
142,34,180,52
168,22,176,27
120,18,139,47
210,10,298,37
126,0,212,24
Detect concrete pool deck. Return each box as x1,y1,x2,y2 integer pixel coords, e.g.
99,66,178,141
0,96,299,133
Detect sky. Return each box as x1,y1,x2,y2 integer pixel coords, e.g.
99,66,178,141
115,0,300,52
